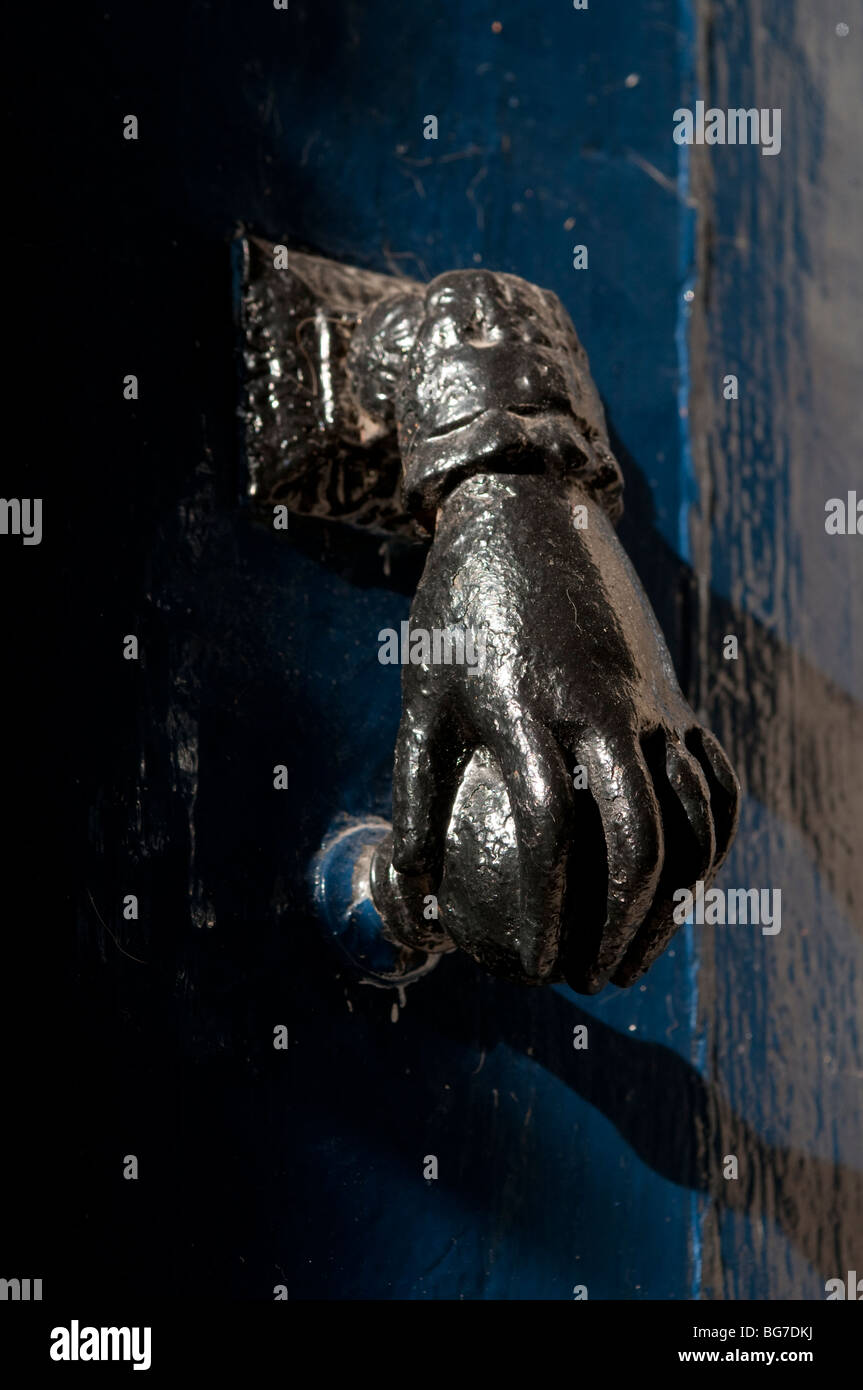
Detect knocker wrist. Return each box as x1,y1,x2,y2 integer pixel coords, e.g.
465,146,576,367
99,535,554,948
406,436,623,538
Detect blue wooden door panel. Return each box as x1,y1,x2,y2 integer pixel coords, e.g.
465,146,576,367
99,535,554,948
692,0,863,1300
49,0,861,1303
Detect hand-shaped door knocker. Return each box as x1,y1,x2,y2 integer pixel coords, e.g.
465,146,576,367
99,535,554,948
238,239,740,994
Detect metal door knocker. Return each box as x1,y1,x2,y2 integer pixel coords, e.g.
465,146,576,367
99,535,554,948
237,238,740,994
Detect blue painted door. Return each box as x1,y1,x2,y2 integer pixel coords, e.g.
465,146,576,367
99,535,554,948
15,0,858,1304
